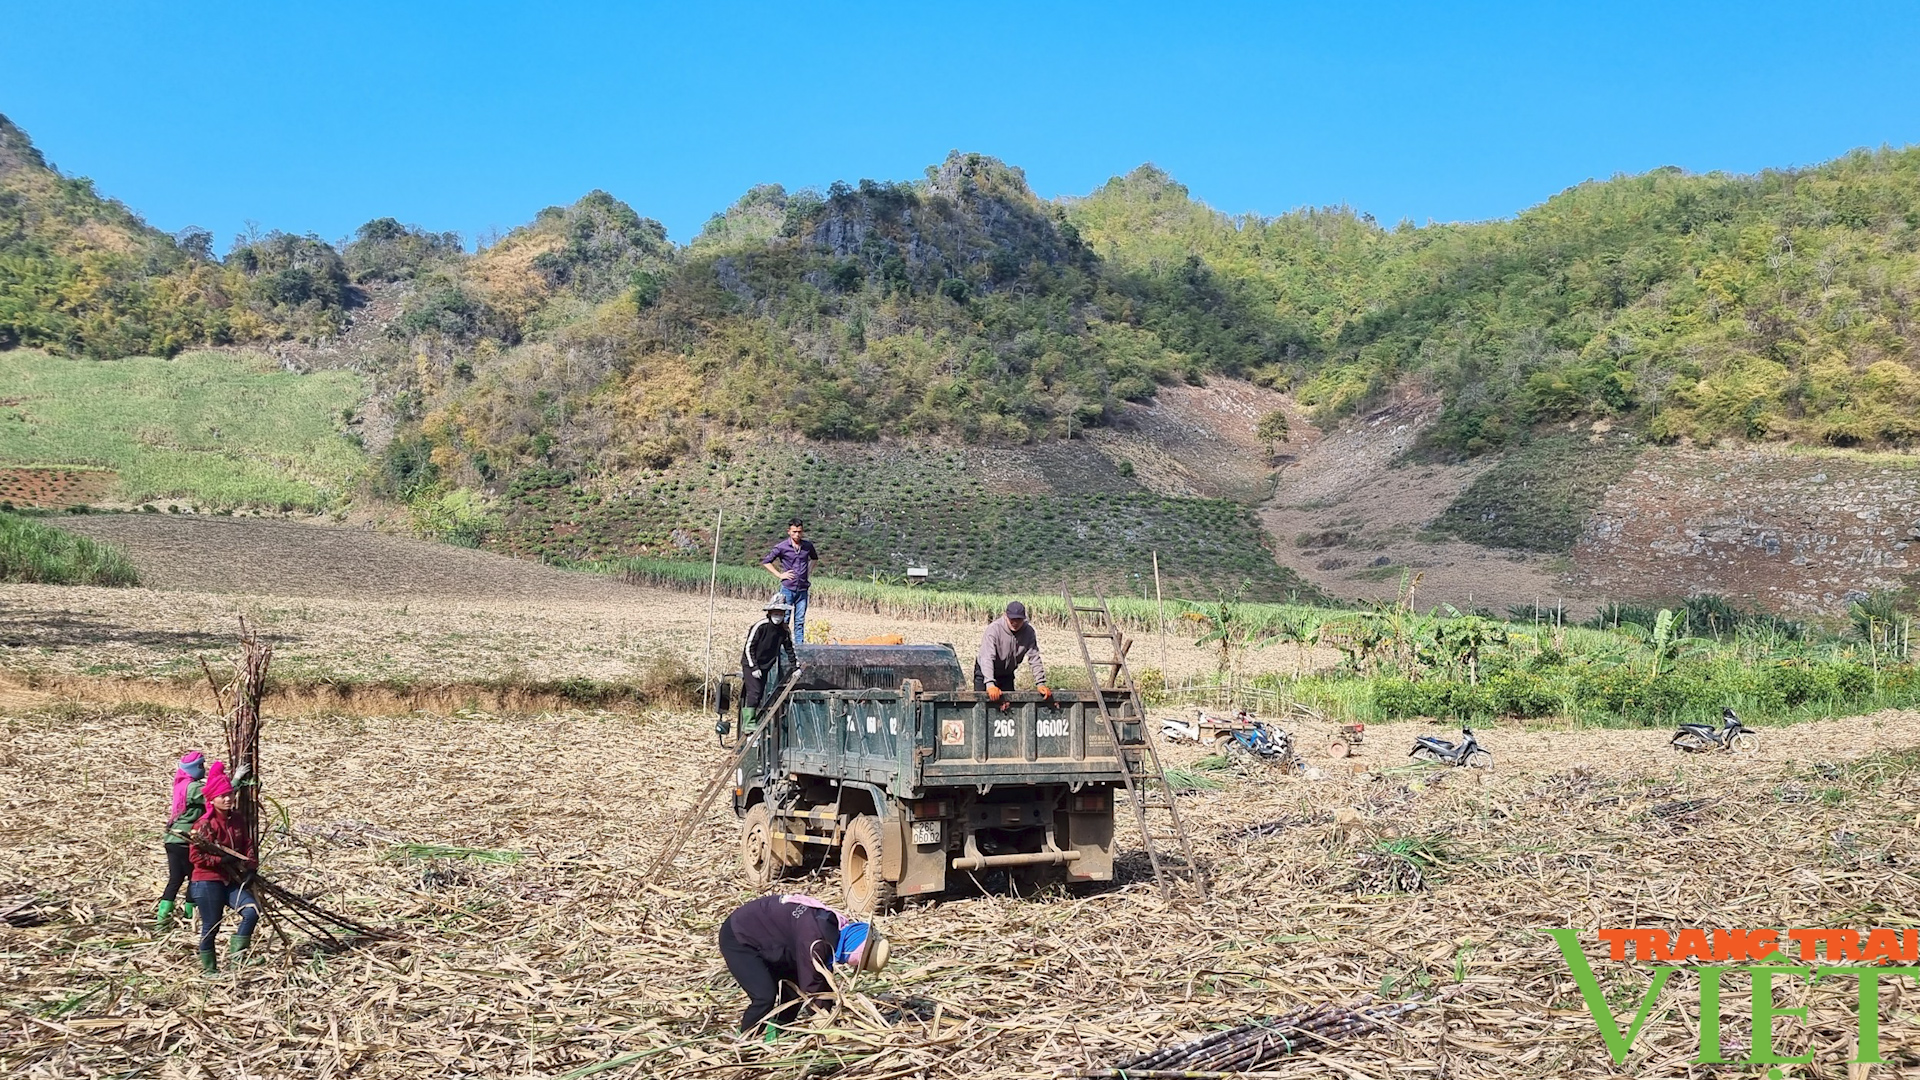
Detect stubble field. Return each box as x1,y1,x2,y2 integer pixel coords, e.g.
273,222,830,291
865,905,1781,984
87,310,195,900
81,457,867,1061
5,518,1920,1078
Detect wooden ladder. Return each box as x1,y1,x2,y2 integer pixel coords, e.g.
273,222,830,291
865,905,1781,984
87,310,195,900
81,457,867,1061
1061,586,1208,900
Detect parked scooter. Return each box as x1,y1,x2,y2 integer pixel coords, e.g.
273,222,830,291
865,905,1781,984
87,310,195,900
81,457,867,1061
1221,720,1294,762
1671,708,1758,754
1410,725,1492,768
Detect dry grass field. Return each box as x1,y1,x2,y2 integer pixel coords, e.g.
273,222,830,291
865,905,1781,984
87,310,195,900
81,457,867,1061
6,703,1920,1079
5,518,1920,1078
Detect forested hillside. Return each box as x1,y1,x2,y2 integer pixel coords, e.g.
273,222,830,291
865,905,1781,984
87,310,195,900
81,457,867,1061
1070,154,1920,454
6,111,1920,478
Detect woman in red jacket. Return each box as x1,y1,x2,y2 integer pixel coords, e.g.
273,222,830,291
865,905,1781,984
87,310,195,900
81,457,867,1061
186,762,259,975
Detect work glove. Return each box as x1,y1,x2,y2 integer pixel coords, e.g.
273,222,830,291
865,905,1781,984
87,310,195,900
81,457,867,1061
752,669,763,678
986,685,1004,703
1037,685,1052,700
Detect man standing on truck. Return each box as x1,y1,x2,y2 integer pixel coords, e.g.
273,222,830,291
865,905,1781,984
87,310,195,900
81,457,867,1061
762,518,819,644
740,599,798,732
975,600,1051,704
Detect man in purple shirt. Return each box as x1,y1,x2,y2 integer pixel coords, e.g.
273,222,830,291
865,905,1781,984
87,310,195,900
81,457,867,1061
761,518,819,644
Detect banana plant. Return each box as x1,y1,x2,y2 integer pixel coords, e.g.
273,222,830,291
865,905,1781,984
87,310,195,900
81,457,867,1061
1430,606,1506,684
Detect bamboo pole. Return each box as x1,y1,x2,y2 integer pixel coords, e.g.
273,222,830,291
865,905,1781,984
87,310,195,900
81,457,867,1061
1153,550,1167,679
701,508,722,714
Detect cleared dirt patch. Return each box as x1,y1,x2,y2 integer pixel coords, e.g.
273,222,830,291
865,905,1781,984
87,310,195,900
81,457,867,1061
1087,379,1296,502
1262,398,1598,615
0,467,116,509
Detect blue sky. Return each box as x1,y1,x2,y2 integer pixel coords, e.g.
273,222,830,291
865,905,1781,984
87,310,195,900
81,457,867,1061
5,1,1918,248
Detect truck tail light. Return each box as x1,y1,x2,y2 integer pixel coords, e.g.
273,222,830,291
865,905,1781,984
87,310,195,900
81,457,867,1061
1072,793,1109,812
912,799,951,819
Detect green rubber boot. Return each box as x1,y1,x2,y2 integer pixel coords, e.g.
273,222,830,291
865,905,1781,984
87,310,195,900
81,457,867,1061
199,949,218,975
155,899,175,931
228,933,251,968
761,1020,780,1044
181,901,196,923
740,707,757,733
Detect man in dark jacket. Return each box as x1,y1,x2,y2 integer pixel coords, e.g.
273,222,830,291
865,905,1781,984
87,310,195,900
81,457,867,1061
974,600,1051,704
717,894,888,1034
740,599,799,731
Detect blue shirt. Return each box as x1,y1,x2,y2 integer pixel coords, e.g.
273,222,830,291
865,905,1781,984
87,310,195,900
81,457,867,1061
763,537,818,592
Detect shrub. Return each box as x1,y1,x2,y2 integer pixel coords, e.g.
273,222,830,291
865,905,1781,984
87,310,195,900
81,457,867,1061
0,513,140,586
1486,669,1562,718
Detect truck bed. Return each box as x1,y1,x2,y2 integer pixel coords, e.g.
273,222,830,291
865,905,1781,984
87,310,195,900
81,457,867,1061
768,688,1140,796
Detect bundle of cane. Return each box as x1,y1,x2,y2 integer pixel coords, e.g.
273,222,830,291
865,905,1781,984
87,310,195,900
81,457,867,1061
224,620,272,856
1064,997,1421,1077
194,834,390,952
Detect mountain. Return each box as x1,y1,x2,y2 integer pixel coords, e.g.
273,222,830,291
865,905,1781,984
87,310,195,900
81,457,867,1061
1069,154,1920,454
0,114,365,355
6,113,1920,611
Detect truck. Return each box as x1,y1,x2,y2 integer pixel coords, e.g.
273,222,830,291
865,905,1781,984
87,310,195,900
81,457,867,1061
725,643,1143,913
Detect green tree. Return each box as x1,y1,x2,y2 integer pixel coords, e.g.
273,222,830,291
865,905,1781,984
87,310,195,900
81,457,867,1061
1255,409,1291,458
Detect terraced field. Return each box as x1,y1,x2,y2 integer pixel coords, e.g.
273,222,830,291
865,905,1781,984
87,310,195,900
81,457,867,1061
493,442,1316,602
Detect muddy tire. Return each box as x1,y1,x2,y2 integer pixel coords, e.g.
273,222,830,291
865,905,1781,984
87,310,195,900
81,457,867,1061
1730,732,1759,755
1465,749,1493,769
1411,746,1442,764
1329,741,1350,758
840,815,897,916
740,804,784,887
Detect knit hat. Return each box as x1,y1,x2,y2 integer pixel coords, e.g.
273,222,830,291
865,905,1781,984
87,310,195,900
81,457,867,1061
171,752,206,818
1004,601,1027,620
201,761,234,802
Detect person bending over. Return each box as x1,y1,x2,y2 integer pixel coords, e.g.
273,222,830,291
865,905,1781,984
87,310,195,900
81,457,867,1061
717,893,889,1037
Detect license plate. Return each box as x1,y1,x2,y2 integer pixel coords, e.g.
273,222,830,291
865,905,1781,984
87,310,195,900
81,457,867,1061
911,820,942,845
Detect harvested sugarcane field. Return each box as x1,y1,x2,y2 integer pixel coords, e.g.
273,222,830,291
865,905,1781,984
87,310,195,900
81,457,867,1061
10,36,1920,1074
2,519,1919,1079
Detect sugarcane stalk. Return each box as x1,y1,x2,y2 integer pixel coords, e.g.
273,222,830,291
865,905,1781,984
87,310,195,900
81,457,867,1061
1110,998,1420,1073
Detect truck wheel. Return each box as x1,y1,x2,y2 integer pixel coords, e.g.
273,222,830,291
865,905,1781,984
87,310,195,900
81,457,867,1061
840,815,897,915
740,804,791,887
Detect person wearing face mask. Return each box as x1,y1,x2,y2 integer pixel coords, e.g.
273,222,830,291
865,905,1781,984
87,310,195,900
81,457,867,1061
975,600,1050,704
739,599,799,732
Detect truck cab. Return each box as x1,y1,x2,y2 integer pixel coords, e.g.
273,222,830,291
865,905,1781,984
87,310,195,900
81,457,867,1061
728,643,1138,913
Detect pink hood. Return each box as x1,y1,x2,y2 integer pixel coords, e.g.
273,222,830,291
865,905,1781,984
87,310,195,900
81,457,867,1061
171,752,206,818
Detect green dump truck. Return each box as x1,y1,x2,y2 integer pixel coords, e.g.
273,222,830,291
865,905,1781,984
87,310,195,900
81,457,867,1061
727,643,1141,912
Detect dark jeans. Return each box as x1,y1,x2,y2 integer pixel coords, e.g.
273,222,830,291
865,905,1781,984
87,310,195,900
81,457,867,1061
742,655,793,710
776,587,809,645
162,844,192,902
189,880,259,952
718,921,802,1033
972,661,1015,692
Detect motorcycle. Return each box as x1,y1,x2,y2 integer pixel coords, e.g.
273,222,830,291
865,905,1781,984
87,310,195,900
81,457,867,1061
1409,725,1492,768
1671,708,1758,754
1220,720,1294,763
